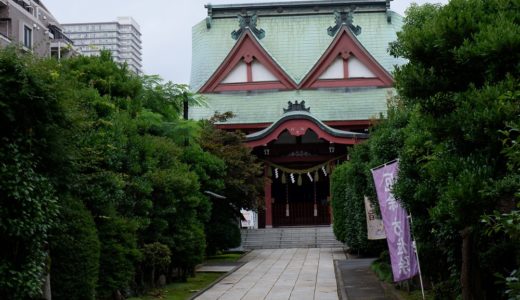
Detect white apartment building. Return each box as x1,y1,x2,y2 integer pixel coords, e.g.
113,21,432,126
62,17,142,74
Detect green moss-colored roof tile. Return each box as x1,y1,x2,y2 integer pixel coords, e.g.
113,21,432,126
191,11,404,91
190,10,403,124
190,88,391,124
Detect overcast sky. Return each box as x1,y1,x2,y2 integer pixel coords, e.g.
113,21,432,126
43,0,448,85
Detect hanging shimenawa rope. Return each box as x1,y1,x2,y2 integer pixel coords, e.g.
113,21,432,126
264,156,346,184
265,156,345,176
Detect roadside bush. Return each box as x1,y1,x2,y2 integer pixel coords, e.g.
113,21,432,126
205,203,241,255
142,242,171,288
96,215,140,299
50,196,100,300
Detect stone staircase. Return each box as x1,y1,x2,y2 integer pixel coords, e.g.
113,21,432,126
240,226,345,249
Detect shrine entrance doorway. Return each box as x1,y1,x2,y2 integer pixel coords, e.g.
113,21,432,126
245,101,368,228
271,170,330,226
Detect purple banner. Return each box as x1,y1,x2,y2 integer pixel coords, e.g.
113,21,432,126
371,161,418,282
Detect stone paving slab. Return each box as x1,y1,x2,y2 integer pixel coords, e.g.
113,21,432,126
194,248,345,300
335,258,389,300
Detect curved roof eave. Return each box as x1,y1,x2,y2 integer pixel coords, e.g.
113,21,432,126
246,111,369,142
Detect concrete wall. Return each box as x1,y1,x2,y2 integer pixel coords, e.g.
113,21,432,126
0,1,63,57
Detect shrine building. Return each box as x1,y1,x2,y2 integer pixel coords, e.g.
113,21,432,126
190,0,404,228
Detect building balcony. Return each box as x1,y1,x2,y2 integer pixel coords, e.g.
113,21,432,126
0,17,11,44
0,32,10,47
50,38,79,59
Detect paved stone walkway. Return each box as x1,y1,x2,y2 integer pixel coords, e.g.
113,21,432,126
194,248,345,300
336,258,388,300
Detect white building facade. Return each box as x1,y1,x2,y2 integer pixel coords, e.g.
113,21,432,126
0,0,75,58
62,17,142,74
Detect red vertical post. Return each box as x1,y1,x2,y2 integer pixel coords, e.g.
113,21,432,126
343,58,349,79
264,165,273,228
246,62,253,82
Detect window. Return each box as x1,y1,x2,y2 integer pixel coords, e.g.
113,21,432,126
23,25,32,49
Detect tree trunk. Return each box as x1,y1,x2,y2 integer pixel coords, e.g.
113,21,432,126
183,100,188,120
42,252,51,300
460,227,483,300
43,272,51,300
151,265,155,289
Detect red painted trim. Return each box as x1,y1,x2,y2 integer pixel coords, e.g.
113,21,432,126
246,62,253,82
299,26,394,89
343,58,349,79
268,155,339,164
246,119,365,148
214,81,288,92
199,31,297,93
310,78,387,89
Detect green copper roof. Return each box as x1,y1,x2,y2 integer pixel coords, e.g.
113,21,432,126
190,88,393,124
190,6,404,124
190,10,404,91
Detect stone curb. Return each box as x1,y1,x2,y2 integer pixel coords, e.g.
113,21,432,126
379,280,406,300
334,259,349,300
188,251,250,300
188,261,247,300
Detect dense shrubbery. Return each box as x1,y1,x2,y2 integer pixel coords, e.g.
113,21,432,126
198,116,263,255
0,49,62,299
331,0,519,298
332,144,372,252
50,196,100,300
0,47,261,299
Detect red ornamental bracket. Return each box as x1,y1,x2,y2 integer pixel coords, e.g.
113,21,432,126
288,126,307,136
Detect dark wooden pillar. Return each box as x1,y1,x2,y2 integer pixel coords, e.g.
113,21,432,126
264,165,273,228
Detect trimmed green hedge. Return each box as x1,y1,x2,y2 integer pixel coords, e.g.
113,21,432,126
331,143,384,254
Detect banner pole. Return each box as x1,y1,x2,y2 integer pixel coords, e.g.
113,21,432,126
370,158,400,172
409,214,426,300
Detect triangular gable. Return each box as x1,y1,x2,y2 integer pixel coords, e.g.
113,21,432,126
299,26,394,89
199,30,297,93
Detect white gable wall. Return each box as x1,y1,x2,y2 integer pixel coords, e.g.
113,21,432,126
348,57,376,78
222,61,248,83
319,57,344,79
252,61,278,81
